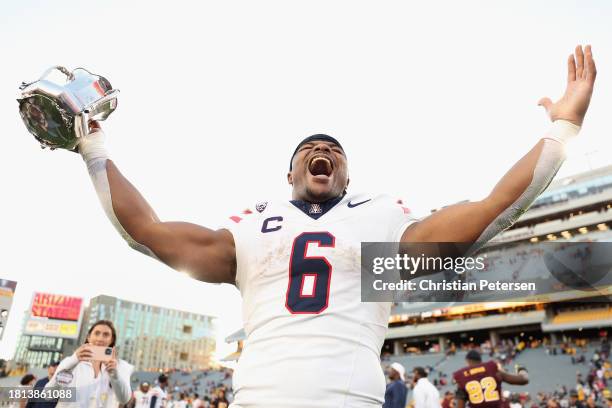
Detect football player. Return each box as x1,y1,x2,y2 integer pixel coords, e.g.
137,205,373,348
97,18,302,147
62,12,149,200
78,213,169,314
453,350,528,408
150,375,169,408
75,46,595,407
133,382,153,408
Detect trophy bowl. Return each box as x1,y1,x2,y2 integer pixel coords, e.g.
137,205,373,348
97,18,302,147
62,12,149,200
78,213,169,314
17,66,119,151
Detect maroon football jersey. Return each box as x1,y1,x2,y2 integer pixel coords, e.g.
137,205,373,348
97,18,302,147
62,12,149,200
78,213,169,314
453,360,502,408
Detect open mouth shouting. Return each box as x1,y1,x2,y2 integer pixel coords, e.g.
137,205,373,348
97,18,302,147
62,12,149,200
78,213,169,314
308,154,334,182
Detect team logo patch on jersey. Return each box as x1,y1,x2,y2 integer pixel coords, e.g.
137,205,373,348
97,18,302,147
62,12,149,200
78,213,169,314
256,201,268,213
309,203,322,214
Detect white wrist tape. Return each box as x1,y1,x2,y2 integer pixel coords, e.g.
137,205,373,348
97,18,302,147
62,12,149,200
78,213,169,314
79,131,157,259
468,121,580,254
78,130,109,162
543,120,581,144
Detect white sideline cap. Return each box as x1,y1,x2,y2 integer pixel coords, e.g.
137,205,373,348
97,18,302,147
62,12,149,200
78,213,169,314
390,362,406,381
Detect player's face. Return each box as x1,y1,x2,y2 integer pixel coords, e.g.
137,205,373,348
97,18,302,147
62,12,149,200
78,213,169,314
288,140,348,202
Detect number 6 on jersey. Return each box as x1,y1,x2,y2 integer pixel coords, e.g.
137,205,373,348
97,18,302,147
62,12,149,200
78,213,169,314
285,232,335,314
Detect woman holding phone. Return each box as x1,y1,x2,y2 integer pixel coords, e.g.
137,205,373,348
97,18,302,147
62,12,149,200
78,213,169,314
46,320,133,408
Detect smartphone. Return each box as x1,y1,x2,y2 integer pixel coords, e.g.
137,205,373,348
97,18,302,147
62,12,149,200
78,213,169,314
89,346,114,362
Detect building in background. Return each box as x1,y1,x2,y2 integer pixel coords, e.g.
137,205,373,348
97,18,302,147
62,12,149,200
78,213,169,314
13,292,84,367
0,279,18,341
81,295,217,371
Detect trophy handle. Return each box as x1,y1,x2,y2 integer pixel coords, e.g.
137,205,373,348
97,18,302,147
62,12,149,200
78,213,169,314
18,66,73,91
76,89,120,140
38,66,74,82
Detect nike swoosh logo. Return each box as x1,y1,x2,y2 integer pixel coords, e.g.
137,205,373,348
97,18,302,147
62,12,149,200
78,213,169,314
347,199,371,208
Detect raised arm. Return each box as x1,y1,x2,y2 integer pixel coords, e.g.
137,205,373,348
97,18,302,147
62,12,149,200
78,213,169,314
402,45,596,250
79,123,236,284
498,367,529,385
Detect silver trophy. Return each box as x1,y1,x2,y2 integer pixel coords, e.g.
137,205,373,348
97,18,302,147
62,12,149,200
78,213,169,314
17,66,119,151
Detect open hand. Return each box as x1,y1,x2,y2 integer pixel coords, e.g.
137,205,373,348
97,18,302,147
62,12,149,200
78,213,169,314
538,45,596,126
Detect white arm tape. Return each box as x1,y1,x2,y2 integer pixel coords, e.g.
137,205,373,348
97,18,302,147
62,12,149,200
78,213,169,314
79,131,158,259
468,120,580,254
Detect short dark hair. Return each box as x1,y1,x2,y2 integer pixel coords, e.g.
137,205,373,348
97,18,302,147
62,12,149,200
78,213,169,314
413,366,427,378
86,320,117,347
158,374,169,384
466,349,482,362
20,374,35,385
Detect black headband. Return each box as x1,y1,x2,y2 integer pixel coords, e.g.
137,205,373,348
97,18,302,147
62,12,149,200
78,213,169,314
289,134,345,170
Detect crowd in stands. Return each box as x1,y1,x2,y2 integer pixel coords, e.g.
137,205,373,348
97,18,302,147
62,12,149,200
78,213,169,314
0,360,31,379
131,368,234,408
382,337,611,408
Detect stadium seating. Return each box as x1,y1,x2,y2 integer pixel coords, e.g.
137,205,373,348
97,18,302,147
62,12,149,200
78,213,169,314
551,306,612,325
384,352,446,373
130,368,233,398
389,346,600,398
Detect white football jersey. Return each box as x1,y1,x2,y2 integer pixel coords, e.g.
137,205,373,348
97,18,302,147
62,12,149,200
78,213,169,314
150,386,167,408
134,390,154,408
225,193,417,408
